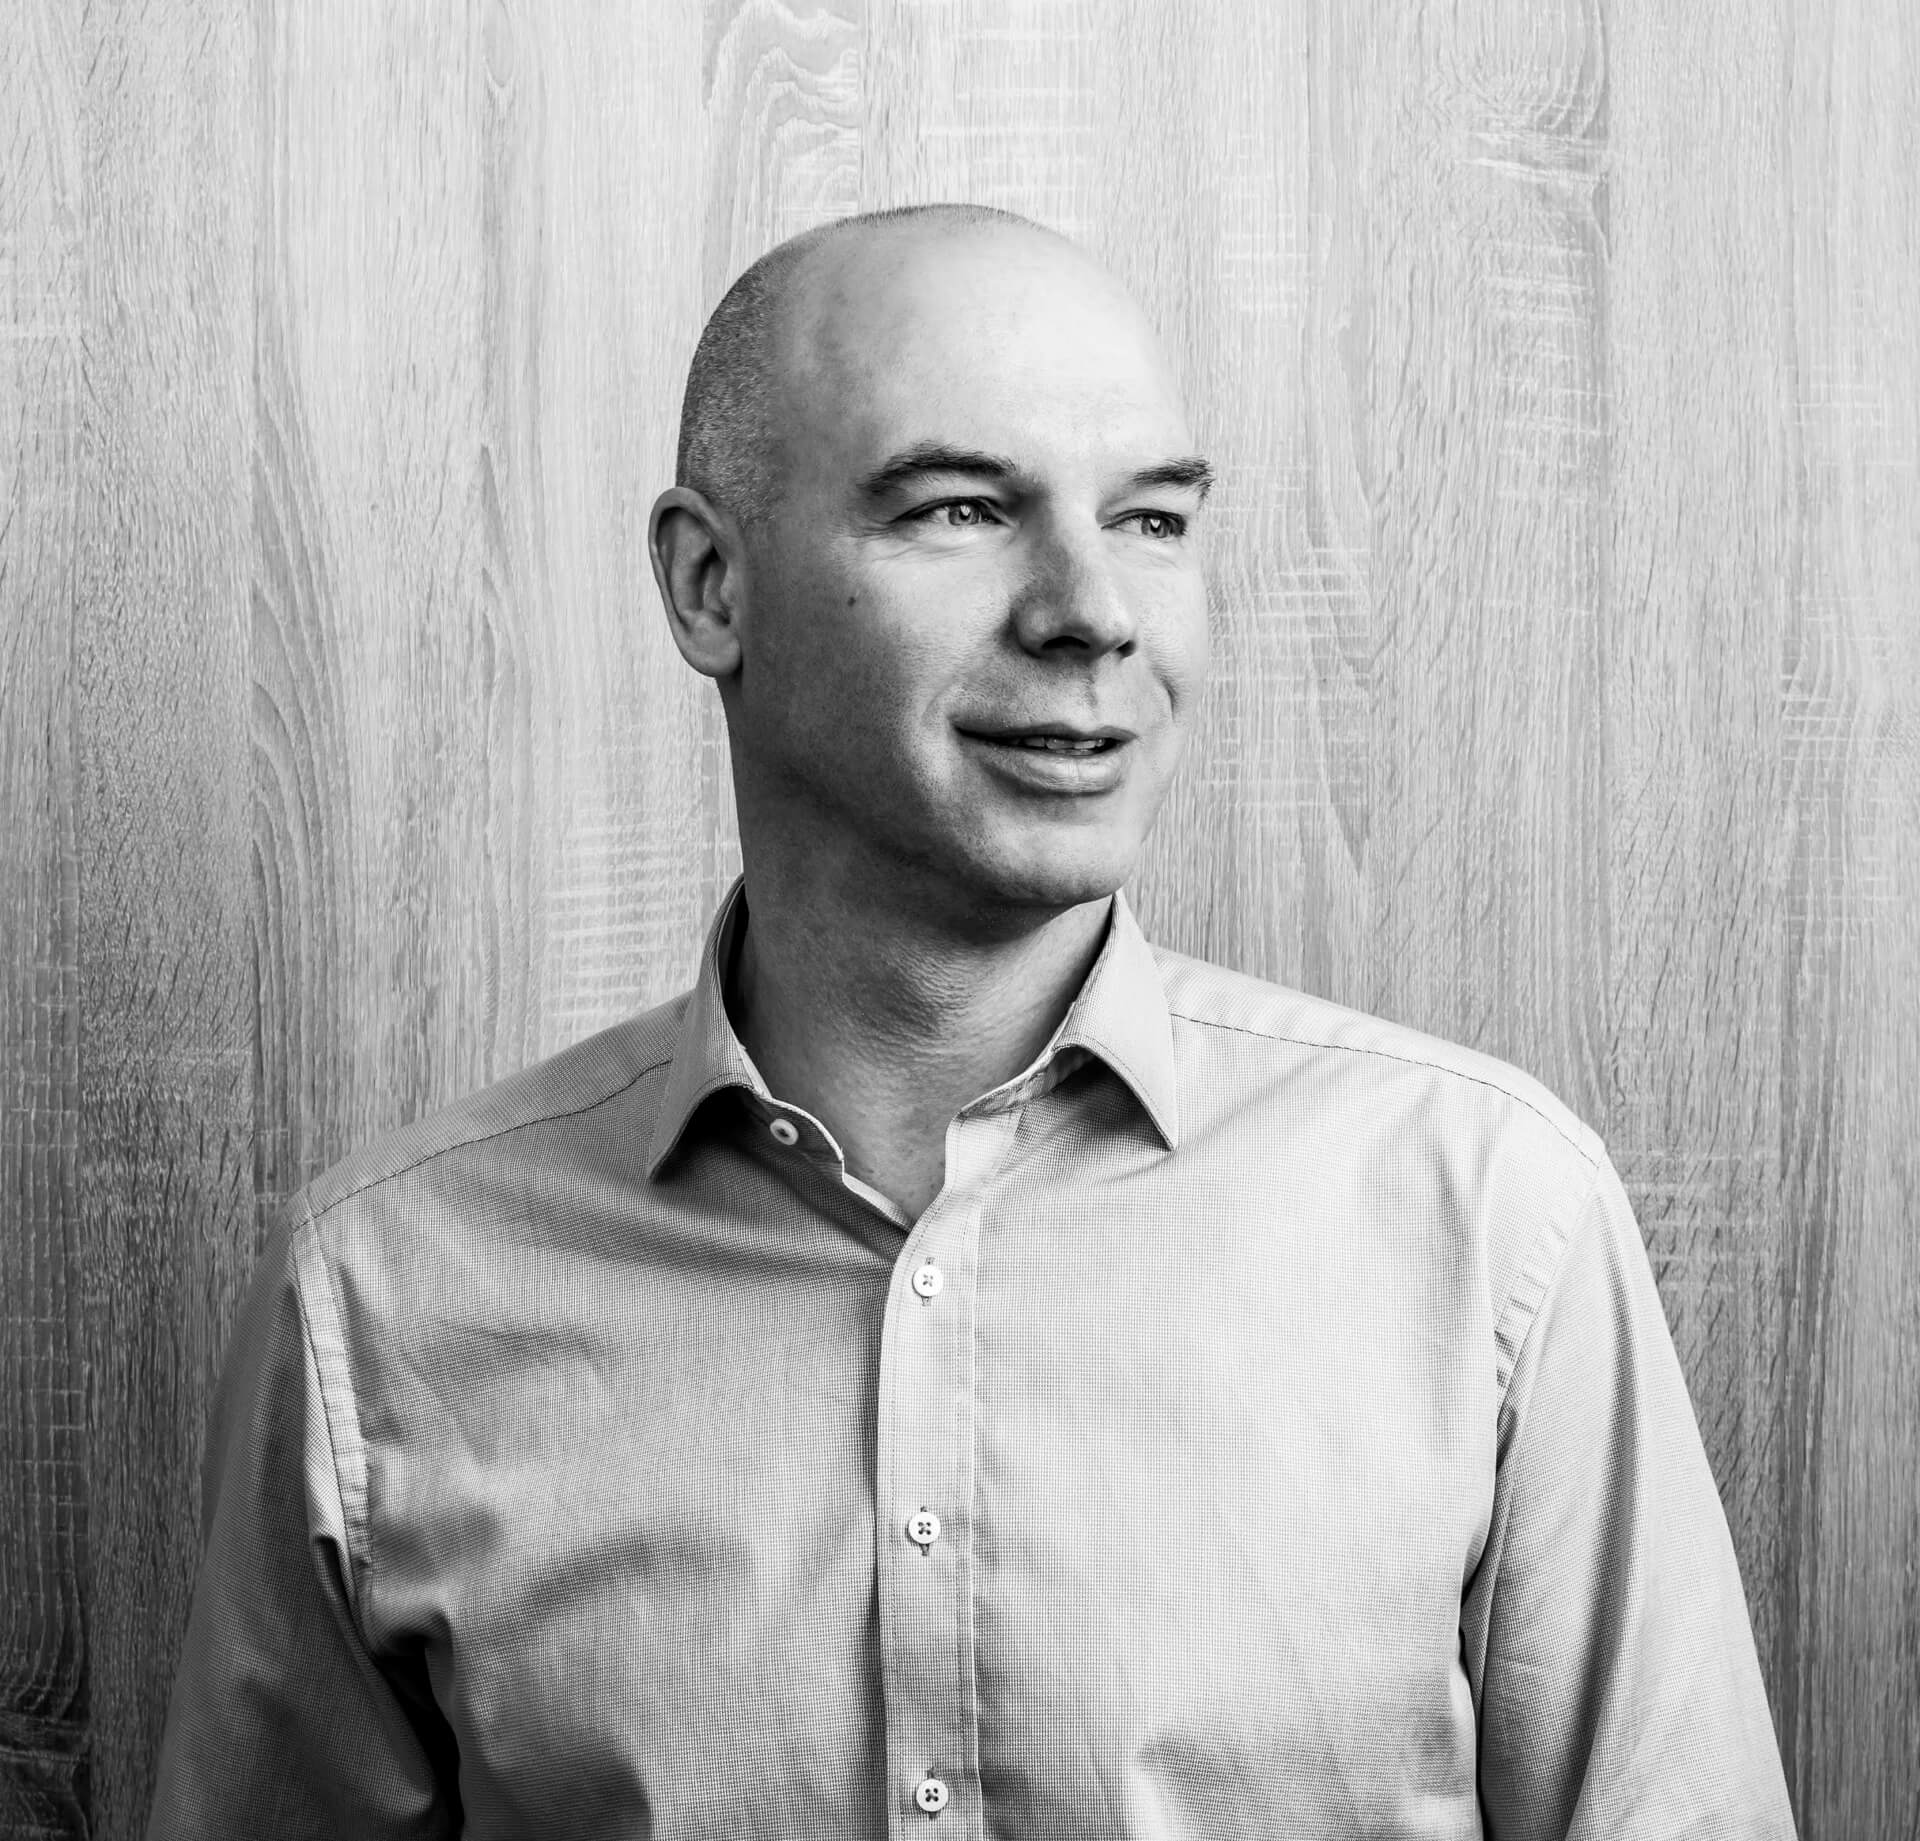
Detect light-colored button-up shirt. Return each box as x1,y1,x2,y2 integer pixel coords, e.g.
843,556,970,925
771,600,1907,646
148,884,1796,1839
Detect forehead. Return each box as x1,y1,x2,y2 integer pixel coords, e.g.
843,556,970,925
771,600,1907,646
784,227,1191,468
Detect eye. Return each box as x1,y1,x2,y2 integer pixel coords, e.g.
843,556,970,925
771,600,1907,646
910,498,998,528
1119,510,1189,540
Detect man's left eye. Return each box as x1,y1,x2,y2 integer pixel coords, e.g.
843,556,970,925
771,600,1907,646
1123,511,1188,540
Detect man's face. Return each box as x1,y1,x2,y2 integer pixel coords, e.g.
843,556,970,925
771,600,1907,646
726,226,1211,923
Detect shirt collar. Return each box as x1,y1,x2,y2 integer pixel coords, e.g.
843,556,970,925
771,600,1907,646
646,878,1179,1179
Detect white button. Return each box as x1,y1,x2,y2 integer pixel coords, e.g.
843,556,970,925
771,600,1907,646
911,1263,944,1299
905,1508,941,1548
914,1777,949,1814
767,1117,800,1146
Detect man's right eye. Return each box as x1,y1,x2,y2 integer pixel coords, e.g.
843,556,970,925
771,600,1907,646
912,499,996,527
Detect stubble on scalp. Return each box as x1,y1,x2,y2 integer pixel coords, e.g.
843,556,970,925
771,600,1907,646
674,204,1057,530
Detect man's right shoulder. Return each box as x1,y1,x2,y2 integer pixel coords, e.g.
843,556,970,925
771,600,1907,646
291,989,692,1237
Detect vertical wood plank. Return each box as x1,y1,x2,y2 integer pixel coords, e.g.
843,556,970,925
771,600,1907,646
254,2,500,1202
254,0,709,1219
72,3,257,1834
1603,0,1793,1724
1328,0,1610,1120
503,1,708,1048
1778,0,1920,1830
1,5,87,1834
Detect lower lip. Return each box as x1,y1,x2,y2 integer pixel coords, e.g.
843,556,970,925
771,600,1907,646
959,733,1134,795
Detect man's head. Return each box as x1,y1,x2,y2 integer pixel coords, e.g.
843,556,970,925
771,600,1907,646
650,205,1212,930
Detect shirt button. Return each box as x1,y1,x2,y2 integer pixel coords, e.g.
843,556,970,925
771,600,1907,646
905,1508,941,1549
911,1262,944,1299
767,1117,800,1147
914,1777,949,1814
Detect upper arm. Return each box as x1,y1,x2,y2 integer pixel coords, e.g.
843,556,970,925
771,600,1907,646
1462,1163,1796,1840
145,1213,459,1841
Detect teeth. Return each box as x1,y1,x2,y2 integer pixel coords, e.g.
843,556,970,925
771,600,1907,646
1015,736,1104,753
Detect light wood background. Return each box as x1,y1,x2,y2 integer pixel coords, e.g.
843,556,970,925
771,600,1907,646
4,2,1916,1835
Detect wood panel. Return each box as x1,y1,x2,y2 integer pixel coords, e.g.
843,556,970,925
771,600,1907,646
0,2,1915,1836
1776,0,1920,1827
253,0,710,1223
70,5,258,1834
1606,0,1793,1702
2,7,86,1835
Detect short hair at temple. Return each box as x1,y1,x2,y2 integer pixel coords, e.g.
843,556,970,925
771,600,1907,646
674,203,1050,526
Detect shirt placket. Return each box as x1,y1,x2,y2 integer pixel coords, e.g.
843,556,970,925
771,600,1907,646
874,1103,1023,1841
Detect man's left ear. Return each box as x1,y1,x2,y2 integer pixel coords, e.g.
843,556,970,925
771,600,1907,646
648,486,745,680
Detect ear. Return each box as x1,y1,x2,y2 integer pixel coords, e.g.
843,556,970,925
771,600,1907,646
648,485,745,681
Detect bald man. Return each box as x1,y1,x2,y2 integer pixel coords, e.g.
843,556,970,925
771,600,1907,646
149,206,1796,1840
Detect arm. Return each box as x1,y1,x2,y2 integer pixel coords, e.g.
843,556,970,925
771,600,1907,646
1463,1161,1797,1839
145,1214,459,1839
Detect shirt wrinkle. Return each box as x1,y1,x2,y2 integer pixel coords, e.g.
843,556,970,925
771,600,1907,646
291,1204,376,1643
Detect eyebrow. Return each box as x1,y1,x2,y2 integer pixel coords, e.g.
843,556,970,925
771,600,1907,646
1131,456,1215,501
856,443,1018,499
855,442,1217,504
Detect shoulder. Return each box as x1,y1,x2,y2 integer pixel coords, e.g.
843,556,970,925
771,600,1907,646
1153,946,1612,1354
295,993,689,1236
1154,945,1604,1176
1154,945,1602,1169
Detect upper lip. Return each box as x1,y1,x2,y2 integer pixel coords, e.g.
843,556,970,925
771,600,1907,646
957,722,1137,743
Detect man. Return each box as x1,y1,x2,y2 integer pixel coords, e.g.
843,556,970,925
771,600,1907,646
149,204,1795,1838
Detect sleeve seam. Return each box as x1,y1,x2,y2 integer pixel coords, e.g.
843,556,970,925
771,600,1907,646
1493,1166,1610,1417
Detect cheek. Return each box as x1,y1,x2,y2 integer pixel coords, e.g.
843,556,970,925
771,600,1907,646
1150,581,1212,719
753,583,957,757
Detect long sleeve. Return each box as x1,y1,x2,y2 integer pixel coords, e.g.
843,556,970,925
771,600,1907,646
145,1214,460,1839
1463,1159,1797,1838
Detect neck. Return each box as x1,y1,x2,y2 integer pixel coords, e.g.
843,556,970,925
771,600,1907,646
725,849,1112,1222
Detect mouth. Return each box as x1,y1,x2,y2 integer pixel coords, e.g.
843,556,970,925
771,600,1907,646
957,725,1136,754
954,723,1138,795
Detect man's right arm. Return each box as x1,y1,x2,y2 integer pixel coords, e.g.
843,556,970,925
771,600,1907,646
145,1213,459,1840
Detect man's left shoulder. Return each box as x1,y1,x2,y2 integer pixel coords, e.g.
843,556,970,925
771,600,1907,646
1151,944,1606,1188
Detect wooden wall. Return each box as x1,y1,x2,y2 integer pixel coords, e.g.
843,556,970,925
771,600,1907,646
3,2,1916,1834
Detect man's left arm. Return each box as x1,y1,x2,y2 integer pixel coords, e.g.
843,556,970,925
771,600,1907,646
1463,1156,1798,1839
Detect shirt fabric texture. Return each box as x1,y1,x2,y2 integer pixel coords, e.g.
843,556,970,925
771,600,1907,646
147,883,1796,1839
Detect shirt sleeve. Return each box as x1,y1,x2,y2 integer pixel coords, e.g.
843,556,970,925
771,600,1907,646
1462,1157,1799,1840
145,1211,460,1840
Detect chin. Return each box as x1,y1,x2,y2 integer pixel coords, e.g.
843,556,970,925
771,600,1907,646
961,830,1141,916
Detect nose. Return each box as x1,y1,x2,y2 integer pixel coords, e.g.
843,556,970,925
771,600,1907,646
1009,521,1138,660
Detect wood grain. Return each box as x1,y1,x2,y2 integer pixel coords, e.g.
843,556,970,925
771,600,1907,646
252,0,711,1226
70,5,257,1834
1605,0,1794,1703
2,8,87,1836
0,2,1915,1835
1776,0,1920,1828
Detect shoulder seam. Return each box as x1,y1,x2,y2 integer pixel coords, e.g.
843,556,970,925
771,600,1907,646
304,1054,674,1228
1166,1006,1601,1170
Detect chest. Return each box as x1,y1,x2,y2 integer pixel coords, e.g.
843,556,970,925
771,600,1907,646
368,1164,1496,1839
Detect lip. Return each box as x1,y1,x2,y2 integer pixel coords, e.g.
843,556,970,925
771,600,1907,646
961,722,1138,744
955,724,1138,796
